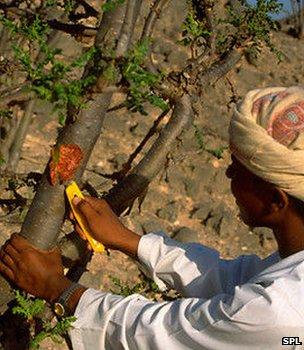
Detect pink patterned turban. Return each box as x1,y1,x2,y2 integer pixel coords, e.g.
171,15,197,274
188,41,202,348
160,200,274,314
229,86,304,201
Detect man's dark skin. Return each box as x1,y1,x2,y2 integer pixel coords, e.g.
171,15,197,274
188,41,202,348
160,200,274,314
0,156,304,314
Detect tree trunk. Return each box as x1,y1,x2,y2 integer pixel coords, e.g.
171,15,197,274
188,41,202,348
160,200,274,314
0,0,131,313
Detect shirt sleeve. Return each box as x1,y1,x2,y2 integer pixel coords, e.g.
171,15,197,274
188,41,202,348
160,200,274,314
69,283,298,350
137,232,280,298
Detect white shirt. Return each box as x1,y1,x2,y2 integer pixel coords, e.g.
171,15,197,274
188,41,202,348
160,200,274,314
69,232,304,349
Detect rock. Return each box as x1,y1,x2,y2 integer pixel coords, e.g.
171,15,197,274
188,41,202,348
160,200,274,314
252,227,274,248
181,130,200,151
191,202,212,221
166,166,187,191
53,33,82,58
109,153,128,169
156,201,179,222
139,189,166,213
79,270,104,290
129,121,150,137
203,205,234,237
120,216,144,236
217,210,236,237
184,165,215,201
103,114,128,133
167,50,188,69
152,38,175,56
141,219,163,234
173,227,199,243
209,169,231,195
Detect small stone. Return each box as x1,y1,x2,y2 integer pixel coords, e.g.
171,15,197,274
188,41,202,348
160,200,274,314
156,202,179,222
167,50,188,68
129,122,150,137
173,227,199,243
192,203,212,221
109,153,128,169
79,271,103,290
141,219,163,234
184,165,216,200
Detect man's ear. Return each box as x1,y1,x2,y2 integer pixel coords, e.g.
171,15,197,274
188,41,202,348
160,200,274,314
269,187,289,213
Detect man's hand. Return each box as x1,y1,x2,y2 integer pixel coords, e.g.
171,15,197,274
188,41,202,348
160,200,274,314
72,197,141,258
0,234,72,303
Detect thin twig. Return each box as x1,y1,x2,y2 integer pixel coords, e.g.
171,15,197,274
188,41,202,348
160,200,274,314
197,49,242,90
140,0,171,74
116,0,143,56
140,0,171,41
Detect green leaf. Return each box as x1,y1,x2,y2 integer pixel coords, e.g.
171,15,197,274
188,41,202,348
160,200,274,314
206,146,228,159
12,291,45,320
102,0,125,13
0,109,13,119
193,124,205,150
0,157,5,166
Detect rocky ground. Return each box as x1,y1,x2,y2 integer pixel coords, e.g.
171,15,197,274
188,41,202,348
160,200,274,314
0,1,303,349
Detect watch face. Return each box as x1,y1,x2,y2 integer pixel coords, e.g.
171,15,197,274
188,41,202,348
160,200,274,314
54,302,65,317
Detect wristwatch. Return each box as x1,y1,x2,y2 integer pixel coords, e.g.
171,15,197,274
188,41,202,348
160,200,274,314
53,282,84,317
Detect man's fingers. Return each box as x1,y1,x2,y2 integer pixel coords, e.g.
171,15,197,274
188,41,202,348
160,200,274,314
83,196,109,214
75,223,87,241
69,210,75,221
10,234,32,253
72,197,100,223
4,244,20,262
1,253,16,271
0,261,14,280
74,225,92,250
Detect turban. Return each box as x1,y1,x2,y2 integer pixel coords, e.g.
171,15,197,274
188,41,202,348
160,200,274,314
229,86,304,201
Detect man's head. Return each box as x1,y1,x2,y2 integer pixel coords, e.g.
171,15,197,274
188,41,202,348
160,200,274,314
228,86,304,229
226,155,304,228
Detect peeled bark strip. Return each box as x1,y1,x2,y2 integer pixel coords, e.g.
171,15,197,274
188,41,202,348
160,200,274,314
60,95,193,262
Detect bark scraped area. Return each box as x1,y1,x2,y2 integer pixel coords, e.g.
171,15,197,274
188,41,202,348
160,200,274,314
49,144,84,186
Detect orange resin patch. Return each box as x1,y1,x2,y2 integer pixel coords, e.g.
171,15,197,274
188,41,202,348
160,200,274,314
49,144,83,186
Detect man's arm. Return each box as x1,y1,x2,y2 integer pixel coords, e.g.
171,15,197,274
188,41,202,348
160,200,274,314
0,234,87,311
137,231,280,297
73,197,280,298
69,281,294,350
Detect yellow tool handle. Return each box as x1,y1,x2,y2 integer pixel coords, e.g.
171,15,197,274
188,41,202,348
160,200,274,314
65,181,105,253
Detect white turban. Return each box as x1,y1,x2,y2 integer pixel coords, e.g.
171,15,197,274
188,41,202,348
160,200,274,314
229,86,304,201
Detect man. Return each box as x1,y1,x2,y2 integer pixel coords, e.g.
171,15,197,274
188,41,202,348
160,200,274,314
1,86,304,349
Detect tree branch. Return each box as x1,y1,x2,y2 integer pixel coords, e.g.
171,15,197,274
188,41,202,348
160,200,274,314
140,0,171,41
6,99,35,172
116,0,143,56
47,19,97,37
60,95,193,262
197,49,242,90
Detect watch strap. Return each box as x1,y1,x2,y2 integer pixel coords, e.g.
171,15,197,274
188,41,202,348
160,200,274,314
55,282,84,317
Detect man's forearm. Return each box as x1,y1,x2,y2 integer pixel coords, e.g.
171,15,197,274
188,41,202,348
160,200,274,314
115,229,141,259
47,276,87,315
